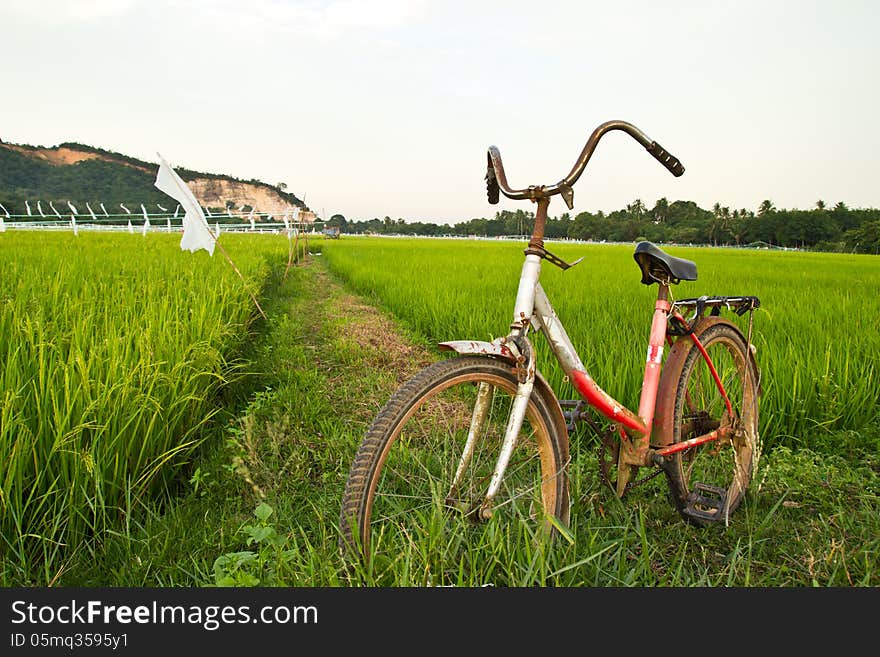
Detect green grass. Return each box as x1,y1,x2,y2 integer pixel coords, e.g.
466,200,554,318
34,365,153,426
320,237,880,455
0,230,305,584
46,254,879,587
2,233,877,587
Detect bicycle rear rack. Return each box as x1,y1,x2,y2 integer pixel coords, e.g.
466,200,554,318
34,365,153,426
668,295,760,336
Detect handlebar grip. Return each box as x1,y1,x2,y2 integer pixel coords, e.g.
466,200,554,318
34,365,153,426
647,141,685,177
486,158,500,204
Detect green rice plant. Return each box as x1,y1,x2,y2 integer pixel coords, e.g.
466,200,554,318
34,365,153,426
0,230,303,583
321,237,880,453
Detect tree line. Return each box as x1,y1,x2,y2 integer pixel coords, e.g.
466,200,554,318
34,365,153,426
327,198,880,254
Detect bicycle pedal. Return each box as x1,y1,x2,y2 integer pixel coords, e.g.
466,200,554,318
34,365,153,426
683,482,728,522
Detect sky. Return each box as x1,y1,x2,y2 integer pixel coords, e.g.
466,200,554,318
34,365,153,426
1,0,878,224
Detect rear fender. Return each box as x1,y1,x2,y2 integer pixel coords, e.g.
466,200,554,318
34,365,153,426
653,316,760,447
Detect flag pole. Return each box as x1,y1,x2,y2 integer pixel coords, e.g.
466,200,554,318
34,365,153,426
284,228,296,281
212,231,268,321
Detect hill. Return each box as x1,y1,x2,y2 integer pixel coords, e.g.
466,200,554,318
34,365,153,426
0,139,314,220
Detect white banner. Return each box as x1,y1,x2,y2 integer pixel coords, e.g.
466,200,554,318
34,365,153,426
154,154,215,256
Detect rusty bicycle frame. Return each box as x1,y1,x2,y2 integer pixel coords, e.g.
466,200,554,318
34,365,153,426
438,120,756,512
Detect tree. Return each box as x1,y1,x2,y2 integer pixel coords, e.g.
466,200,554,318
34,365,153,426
757,199,776,216
844,220,880,254
327,213,347,230
651,197,670,224
626,198,646,219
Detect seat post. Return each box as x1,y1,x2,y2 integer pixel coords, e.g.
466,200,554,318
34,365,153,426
636,282,672,443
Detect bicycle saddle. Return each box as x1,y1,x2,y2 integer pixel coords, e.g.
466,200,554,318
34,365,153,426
633,241,697,285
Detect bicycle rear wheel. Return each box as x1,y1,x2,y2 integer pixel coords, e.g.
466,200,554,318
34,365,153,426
339,356,570,562
663,320,759,525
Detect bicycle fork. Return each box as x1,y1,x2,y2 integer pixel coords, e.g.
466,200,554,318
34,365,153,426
447,250,544,519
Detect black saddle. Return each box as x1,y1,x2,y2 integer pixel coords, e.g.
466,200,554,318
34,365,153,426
633,241,697,285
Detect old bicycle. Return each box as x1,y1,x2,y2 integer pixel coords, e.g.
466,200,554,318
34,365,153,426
339,120,761,559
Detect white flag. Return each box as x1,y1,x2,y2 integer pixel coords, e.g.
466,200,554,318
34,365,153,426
100,203,109,216
205,206,212,217
37,201,45,217
67,201,79,215
25,200,32,216
167,217,172,231
128,219,133,233
49,201,62,218
71,214,78,236
173,205,180,218
0,216,5,232
157,204,168,212
0,202,8,218
215,222,220,237
227,207,234,218
248,208,255,231
283,212,290,231
142,214,150,235
86,203,98,221
154,154,215,256
120,203,131,214
140,204,149,221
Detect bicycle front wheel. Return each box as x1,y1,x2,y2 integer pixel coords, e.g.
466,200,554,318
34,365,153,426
664,319,760,525
339,356,570,562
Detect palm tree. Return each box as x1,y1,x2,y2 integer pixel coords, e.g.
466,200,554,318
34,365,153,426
652,197,669,224
758,199,776,216
626,198,646,219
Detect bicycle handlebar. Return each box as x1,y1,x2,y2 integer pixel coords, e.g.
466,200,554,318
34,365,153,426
485,120,684,209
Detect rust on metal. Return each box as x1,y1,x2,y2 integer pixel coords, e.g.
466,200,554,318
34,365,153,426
438,340,516,361
654,426,730,457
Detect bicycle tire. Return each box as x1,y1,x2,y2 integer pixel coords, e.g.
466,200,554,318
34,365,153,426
663,319,759,526
339,355,570,561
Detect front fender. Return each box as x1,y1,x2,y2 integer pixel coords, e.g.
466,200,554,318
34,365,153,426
438,339,570,457
438,339,517,362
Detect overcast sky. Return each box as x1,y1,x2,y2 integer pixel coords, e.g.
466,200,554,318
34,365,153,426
1,1,878,223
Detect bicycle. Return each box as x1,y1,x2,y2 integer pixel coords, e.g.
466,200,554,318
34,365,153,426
339,120,761,561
